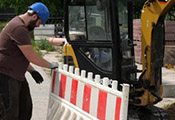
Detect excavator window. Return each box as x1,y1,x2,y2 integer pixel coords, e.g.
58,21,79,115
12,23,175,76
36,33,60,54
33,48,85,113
66,0,113,71
69,6,86,41
68,0,111,41
118,1,128,40
80,47,112,71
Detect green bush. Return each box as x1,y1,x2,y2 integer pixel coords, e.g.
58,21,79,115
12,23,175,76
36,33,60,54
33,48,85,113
37,39,56,51
32,39,56,56
32,39,43,56
0,22,8,32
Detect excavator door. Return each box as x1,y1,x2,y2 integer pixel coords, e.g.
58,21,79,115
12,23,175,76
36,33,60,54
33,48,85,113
63,0,137,84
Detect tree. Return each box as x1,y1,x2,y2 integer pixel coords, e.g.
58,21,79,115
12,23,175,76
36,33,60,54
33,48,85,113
0,0,64,17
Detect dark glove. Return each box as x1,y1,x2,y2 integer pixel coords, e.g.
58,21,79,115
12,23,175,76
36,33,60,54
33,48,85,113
49,62,58,69
30,70,44,84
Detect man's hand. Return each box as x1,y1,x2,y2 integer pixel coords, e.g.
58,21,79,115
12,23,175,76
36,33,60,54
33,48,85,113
48,37,66,45
49,62,58,69
30,70,44,84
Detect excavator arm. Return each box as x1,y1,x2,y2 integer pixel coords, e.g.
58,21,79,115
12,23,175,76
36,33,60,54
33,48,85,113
137,0,175,106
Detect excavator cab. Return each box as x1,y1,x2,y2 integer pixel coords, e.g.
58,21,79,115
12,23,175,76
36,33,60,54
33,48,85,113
64,0,137,84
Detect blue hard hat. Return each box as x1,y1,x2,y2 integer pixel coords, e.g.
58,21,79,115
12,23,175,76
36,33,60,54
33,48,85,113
29,2,50,24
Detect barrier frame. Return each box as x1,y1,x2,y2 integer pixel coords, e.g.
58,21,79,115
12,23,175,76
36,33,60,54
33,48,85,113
47,63,130,120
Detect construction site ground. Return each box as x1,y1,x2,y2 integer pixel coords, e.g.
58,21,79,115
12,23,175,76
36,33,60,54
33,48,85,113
27,47,175,120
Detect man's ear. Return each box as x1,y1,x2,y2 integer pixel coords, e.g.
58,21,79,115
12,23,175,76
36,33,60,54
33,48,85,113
32,14,38,20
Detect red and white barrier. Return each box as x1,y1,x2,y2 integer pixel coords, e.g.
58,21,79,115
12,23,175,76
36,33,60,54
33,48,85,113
47,63,130,120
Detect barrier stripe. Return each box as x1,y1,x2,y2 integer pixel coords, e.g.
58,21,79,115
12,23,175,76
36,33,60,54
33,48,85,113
82,84,91,113
90,87,99,117
65,76,72,101
106,94,117,120
51,71,57,93
54,72,60,95
59,74,67,98
70,79,78,105
97,90,107,120
115,97,122,120
76,82,85,109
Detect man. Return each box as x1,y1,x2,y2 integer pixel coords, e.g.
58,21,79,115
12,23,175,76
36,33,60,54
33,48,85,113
0,2,58,120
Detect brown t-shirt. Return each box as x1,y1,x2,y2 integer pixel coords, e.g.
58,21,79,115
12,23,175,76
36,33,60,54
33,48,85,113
0,16,31,81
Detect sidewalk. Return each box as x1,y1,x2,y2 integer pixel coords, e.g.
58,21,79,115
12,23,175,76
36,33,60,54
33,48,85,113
26,51,59,120
26,64,51,120
137,64,175,98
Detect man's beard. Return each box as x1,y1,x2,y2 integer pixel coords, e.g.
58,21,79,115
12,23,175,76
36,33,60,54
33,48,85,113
27,19,38,31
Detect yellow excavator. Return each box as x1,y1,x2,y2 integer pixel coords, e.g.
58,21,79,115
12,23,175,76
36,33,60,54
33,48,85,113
62,0,174,119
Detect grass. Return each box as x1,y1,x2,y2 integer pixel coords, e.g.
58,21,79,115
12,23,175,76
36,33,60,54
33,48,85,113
162,102,175,120
32,39,56,56
162,104,171,110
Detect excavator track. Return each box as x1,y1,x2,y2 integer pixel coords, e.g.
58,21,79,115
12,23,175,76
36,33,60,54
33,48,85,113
138,106,170,120
128,105,170,120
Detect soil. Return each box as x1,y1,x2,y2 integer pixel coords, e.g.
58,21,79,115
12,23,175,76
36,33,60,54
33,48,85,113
164,47,175,66
165,103,175,120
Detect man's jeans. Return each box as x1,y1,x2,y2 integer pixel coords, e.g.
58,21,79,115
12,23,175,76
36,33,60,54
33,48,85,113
0,73,32,120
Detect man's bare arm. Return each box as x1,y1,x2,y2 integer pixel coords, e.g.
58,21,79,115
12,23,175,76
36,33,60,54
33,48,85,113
18,45,50,68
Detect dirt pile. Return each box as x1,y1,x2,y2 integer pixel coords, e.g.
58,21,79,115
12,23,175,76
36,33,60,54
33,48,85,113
164,47,175,67
164,102,175,120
